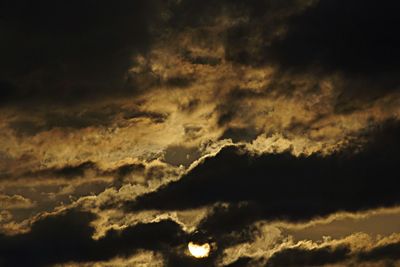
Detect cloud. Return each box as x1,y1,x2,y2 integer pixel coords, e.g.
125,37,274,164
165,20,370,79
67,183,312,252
0,158,182,231
7,104,167,137
0,1,399,266
223,0,400,104
0,194,35,209
0,210,97,266
265,246,351,267
358,242,400,263
264,241,400,267
223,257,254,267
267,0,400,75
0,0,165,106
53,250,165,267
0,209,188,267
127,120,400,228
220,224,400,267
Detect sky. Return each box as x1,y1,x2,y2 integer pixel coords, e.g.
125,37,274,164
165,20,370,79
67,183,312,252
0,0,400,266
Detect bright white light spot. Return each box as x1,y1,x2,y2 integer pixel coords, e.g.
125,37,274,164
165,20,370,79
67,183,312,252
188,241,211,258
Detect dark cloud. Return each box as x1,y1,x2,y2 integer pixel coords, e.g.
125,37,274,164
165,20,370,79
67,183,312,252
0,0,163,106
167,0,303,29
52,161,98,179
0,210,97,266
1,0,399,105
223,0,400,104
12,161,100,181
268,0,400,76
0,209,187,267
2,160,147,186
215,88,269,128
182,50,221,66
265,242,400,267
266,246,350,267
224,243,400,267
9,109,118,135
224,257,254,267
164,75,196,88
0,209,234,267
127,121,400,227
358,242,400,263
165,0,224,29
115,163,146,179
197,203,263,242
179,99,201,113
2,0,397,108
220,127,261,143
8,106,168,136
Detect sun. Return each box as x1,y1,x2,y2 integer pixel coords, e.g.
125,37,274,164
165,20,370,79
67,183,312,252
188,241,211,258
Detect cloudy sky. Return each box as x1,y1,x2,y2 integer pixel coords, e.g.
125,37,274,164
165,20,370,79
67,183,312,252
1,0,400,266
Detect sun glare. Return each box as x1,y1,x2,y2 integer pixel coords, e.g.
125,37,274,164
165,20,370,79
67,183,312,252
188,241,211,258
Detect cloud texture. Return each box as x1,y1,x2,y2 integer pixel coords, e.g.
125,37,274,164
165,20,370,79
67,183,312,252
1,0,400,266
